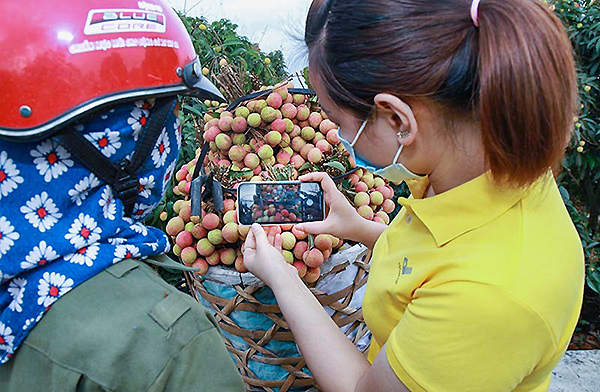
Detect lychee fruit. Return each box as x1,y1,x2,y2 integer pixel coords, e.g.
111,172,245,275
358,205,374,220
192,258,209,276
196,238,215,257
314,234,333,252
258,145,274,160
304,267,320,283
229,146,247,162
301,127,316,141
261,107,277,123
248,113,262,127
202,213,221,231
307,148,323,164
222,222,240,243
235,106,250,119
176,231,194,249
281,232,297,250
296,105,310,121
266,131,283,146
181,247,198,266
370,191,384,206
293,261,308,278
203,126,221,142
219,248,236,265
215,134,232,151
218,116,233,132
308,112,323,129
267,92,283,109
208,229,224,245
304,248,325,268
166,216,185,236
244,153,260,170
231,117,247,133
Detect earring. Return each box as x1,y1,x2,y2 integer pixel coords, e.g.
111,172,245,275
398,130,410,139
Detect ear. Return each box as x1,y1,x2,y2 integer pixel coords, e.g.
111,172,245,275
374,93,418,146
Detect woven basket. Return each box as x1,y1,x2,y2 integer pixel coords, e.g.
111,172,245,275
184,246,372,392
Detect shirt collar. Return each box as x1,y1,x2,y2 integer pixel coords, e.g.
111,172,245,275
399,172,549,247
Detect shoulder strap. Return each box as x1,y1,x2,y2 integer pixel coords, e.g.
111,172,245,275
55,98,177,216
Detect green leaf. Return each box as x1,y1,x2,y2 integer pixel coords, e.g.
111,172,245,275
324,161,346,172
299,162,312,172
183,104,204,117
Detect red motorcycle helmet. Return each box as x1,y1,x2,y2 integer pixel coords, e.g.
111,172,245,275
0,0,224,141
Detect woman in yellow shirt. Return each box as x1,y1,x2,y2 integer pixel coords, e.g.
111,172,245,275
242,0,585,391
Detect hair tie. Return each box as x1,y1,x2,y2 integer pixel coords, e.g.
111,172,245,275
471,0,481,27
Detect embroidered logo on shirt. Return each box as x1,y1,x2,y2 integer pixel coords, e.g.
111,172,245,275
395,257,413,283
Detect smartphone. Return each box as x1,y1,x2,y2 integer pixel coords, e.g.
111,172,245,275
237,181,325,225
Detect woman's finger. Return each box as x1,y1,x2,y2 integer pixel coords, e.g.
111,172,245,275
295,221,329,236
251,224,270,247
244,227,256,251
267,226,277,246
274,233,283,253
299,172,338,195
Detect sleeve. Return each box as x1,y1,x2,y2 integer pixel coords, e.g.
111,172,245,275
149,324,246,392
384,282,555,392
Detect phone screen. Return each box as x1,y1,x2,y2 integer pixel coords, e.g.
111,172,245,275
237,181,325,225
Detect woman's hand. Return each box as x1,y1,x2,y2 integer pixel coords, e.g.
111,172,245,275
243,224,297,289
295,172,362,241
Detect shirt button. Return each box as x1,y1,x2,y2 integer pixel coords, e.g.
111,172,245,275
406,215,413,224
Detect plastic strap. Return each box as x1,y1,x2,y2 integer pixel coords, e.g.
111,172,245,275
128,98,177,173
54,130,119,185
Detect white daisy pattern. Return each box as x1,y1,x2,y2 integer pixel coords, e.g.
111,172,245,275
64,213,102,249
20,192,62,233
0,150,24,200
68,174,101,206
23,313,43,331
131,203,153,220
151,129,170,168
65,244,99,267
21,241,59,270
84,129,122,158
0,216,19,256
174,117,182,151
108,237,127,246
113,244,140,263
37,272,74,308
8,278,27,313
99,187,117,220
138,175,155,198
30,140,74,182
131,221,149,236
0,270,13,283
127,107,150,141
0,322,15,355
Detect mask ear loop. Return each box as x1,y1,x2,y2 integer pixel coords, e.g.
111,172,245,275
350,116,370,147
392,144,404,165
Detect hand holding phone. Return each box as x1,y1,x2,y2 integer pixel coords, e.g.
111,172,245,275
237,181,325,225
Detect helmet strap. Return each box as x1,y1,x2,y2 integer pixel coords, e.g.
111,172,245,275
55,98,176,216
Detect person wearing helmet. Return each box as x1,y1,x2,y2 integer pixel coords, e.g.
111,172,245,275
0,1,244,391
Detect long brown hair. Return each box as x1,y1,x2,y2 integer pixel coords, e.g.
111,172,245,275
305,0,578,187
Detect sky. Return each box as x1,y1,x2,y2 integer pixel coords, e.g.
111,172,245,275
166,0,313,74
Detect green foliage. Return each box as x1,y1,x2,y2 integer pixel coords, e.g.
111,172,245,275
549,0,600,294
179,15,287,93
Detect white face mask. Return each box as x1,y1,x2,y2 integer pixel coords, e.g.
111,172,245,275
337,116,425,184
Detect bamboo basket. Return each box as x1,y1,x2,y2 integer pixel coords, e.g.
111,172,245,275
185,246,372,392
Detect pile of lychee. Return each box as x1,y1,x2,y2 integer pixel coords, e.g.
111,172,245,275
164,84,397,283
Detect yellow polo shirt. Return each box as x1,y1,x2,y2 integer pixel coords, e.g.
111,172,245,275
363,172,584,391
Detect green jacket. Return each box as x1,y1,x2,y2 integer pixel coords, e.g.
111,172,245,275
0,258,245,392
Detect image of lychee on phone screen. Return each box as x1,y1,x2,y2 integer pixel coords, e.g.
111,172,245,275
237,181,325,225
